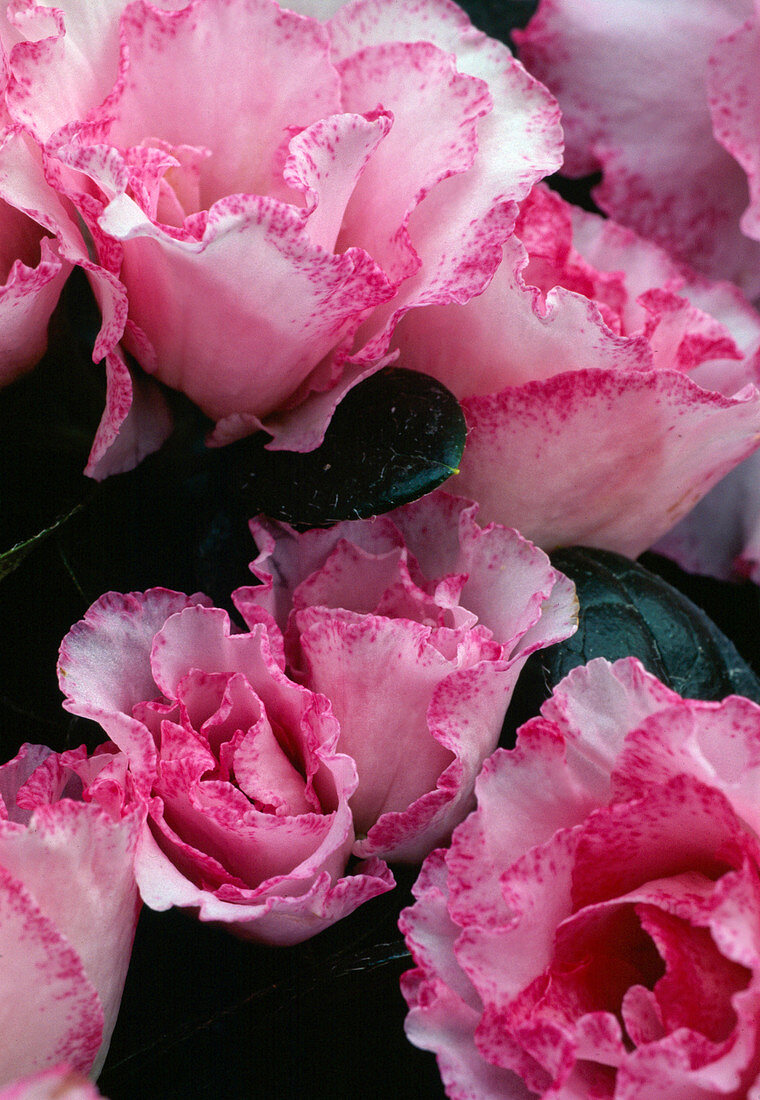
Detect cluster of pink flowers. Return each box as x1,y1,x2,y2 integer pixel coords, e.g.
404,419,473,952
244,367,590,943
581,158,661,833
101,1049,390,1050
0,0,757,570
5,0,760,1093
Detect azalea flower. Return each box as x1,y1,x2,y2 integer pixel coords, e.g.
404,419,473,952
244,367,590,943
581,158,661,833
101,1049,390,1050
0,0,561,463
391,183,760,557
402,657,760,1098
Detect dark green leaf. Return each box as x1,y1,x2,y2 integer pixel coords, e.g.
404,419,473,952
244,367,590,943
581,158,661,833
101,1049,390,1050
546,547,760,703
226,367,466,526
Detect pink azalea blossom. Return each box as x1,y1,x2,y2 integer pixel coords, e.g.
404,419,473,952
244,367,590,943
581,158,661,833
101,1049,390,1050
0,742,141,1085
57,588,395,945
516,0,760,297
0,0,561,452
0,1067,108,1100
401,657,760,1098
391,183,760,557
232,490,577,862
0,0,563,451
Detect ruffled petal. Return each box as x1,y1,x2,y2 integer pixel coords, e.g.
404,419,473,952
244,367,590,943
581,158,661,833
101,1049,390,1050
456,368,760,558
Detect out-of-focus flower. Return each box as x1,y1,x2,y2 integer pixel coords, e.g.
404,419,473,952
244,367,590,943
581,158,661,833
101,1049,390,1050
0,1066,108,1099
58,588,395,946
0,743,141,1085
391,183,760,557
0,0,561,454
516,0,760,297
233,490,577,862
401,657,760,1098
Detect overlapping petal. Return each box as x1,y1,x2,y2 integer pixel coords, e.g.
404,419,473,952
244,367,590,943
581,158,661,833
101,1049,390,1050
391,185,760,556
234,490,577,862
401,658,760,1098
6,0,561,453
58,588,394,945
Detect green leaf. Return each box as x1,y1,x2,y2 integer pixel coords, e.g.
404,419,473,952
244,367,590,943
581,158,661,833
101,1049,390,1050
225,367,466,526
546,547,760,703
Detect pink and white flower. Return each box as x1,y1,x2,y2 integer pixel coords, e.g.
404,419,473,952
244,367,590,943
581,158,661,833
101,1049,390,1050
233,490,577,862
1,0,561,453
401,657,760,1098
57,588,395,945
0,742,141,1085
391,183,760,557
516,0,760,297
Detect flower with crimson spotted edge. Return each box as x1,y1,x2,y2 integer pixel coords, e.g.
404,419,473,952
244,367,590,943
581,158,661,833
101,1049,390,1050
0,742,141,1086
57,491,576,941
0,0,562,466
391,182,760,560
234,489,577,863
401,657,760,1098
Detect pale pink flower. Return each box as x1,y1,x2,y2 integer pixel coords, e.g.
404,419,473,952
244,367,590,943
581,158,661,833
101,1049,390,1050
57,588,395,945
517,0,760,296
1,0,561,451
391,183,760,557
402,657,760,1099
0,743,141,1085
233,490,577,862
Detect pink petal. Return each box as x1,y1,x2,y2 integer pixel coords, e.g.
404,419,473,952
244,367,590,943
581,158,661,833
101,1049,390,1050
357,657,514,863
539,657,683,803
285,110,393,253
0,1067,107,1100
0,865,103,1082
456,367,760,558
83,347,173,480
709,16,760,244
134,820,394,946
0,801,140,1075
3,0,188,142
58,589,210,783
613,694,760,841
0,212,68,385
335,39,491,287
517,0,760,294
296,609,456,836
97,191,391,429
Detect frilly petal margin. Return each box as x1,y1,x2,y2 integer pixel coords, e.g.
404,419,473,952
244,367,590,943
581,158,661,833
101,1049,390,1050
0,228,68,385
399,850,535,1100
58,589,395,945
134,823,393,946
399,658,760,1097
0,125,172,474
455,368,760,558
234,490,578,864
